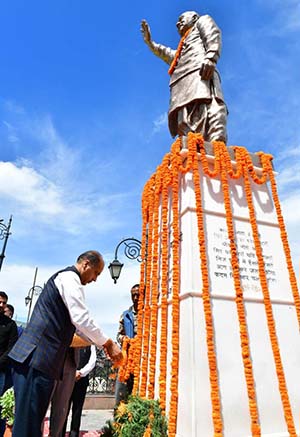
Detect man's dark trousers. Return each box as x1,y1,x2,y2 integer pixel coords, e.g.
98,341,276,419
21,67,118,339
12,361,55,437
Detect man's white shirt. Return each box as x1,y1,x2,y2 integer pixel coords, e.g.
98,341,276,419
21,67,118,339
78,344,97,377
54,270,108,347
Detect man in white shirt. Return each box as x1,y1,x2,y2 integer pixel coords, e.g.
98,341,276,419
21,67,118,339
9,250,122,437
62,345,97,437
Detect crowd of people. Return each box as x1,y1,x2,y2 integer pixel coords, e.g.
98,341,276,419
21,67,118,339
0,250,142,437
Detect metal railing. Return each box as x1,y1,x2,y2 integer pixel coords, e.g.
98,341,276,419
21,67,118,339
87,348,117,395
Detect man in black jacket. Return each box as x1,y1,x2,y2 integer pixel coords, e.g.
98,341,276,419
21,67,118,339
9,251,122,437
0,291,18,437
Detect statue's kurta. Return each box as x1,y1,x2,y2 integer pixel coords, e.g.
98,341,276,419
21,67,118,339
142,13,227,142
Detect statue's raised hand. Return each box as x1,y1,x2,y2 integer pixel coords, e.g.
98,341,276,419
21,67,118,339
141,19,152,46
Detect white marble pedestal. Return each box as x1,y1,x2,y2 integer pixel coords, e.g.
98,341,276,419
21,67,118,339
151,152,299,437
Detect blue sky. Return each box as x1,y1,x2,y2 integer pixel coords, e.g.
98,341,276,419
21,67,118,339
0,0,299,337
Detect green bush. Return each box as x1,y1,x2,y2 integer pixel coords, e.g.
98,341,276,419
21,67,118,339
0,388,14,426
101,395,167,437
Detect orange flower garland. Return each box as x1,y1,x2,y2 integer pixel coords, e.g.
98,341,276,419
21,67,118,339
262,154,300,327
191,134,223,437
134,132,299,437
140,177,156,397
241,149,297,436
147,171,162,398
197,134,221,178
133,195,148,395
158,155,172,413
168,28,191,75
118,337,137,383
219,144,261,436
167,163,181,437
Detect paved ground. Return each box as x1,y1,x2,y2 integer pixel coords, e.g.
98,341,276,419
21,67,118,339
78,409,113,432
43,409,114,436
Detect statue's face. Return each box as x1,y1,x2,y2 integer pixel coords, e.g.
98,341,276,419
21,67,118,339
176,12,197,36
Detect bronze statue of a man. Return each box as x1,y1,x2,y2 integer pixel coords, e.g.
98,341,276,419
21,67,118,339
141,11,227,143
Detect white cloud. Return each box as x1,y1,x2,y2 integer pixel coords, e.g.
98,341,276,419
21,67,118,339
3,121,20,143
3,100,25,115
277,167,300,190
275,141,300,269
153,112,168,134
281,202,300,273
0,263,56,322
0,162,65,215
0,157,126,235
281,192,300,225
0,110,133,236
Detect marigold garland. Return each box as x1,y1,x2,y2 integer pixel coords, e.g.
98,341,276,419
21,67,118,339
191,134,223,437
135,132,299,437
219,144,261,436
158,155,172,413
241,150,297,436
140,177,156,397
117,337,138,383
147,171,162,398
168,28,191,75
133,199,148,395
197,134,221,178
167,167,181,437
261,154,300,327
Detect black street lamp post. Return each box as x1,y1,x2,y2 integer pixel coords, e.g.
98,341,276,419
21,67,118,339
108,237,142,284
25,267,43,323
0,215,12,272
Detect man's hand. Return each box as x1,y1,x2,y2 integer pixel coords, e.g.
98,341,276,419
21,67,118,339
141,19,152,46
103,338,123,364
75,370,81,381
200,59,215,81
119,334,129,347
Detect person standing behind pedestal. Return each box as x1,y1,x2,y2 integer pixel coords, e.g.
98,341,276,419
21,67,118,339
48,347,79,437
61,345,96,437
0,292,18,437
3,304,22,395
8,250,122,437
141,11,227,143
115,284,140,406
4,305,23,337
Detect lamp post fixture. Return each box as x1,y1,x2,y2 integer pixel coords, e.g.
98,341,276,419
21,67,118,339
25,267,43,323
0,215,12,272
108,237,142,284
25,285,43,323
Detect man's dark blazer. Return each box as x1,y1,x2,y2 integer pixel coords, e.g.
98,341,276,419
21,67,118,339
9,266,79,380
